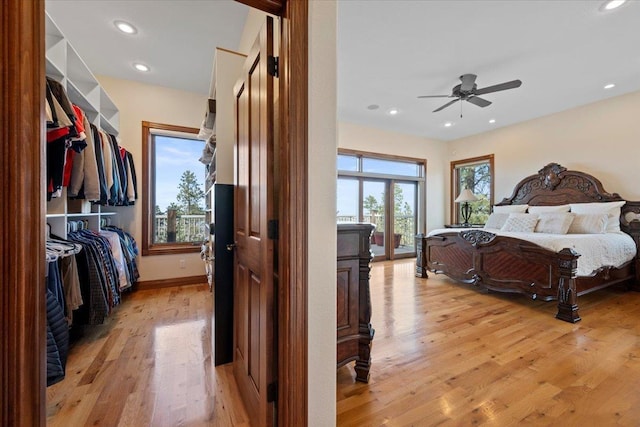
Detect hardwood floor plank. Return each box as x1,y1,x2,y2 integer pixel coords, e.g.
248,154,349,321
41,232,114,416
337,259,640,426
46,284,249,426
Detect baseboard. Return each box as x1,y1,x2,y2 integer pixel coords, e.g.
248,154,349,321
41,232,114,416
136,275,207,291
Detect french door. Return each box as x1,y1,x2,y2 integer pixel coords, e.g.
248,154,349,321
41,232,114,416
337,177,418,261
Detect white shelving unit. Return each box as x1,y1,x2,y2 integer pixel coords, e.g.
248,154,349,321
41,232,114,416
45,12,121,239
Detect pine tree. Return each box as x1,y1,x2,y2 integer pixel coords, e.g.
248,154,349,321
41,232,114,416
176,170,205,214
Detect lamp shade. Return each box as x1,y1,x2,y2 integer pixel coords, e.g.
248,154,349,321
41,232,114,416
455,188,479,203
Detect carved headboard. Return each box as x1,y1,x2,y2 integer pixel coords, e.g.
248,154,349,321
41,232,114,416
496,163,640,247
496,163,624,207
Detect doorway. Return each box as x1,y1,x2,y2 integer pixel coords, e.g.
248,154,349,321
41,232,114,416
337,150,425,261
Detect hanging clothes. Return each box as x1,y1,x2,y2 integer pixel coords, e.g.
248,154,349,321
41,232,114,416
68,112,100,201
103,225,140,283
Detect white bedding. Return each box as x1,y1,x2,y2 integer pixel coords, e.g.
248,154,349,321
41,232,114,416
427,229,637,277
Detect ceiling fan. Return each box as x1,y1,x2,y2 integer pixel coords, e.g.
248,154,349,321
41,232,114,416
418,74,522,113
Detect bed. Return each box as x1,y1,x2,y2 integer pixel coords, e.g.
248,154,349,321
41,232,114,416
416,163,640,322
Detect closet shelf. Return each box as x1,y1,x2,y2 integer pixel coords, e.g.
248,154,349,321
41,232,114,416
45,13,125,240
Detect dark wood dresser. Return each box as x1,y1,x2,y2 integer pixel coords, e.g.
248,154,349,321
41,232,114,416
337,223,375,382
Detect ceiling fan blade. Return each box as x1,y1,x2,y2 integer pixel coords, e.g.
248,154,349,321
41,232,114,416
466,96,492,108
417,95,452,98
474,79,522,95
459,74,477,92
433,98,459,112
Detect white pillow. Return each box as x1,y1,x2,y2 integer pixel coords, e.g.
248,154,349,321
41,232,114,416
535,213,574,234
493,204,529,214
528,204,570,214
570,201,625,233
567,213,608,234
484,213,510,230
501,213,539,233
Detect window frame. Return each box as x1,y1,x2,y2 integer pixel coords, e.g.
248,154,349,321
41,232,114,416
450,154,495,225
337,148,427,260
141,121,203,256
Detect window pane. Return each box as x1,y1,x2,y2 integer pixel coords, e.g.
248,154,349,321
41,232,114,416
337,154,358,172
393,182,416,256
362,158,419,177
456,162,491,224
363,180,385,258
153,135,207,244
337,178,359,223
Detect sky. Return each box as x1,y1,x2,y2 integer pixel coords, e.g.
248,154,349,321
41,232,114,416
154,135,206,212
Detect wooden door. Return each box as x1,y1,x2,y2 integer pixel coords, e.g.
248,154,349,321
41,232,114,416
233,16,276,427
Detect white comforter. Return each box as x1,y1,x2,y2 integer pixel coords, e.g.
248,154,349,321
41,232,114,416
427,228,637,277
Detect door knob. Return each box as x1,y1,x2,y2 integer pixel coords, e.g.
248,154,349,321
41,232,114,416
226,242,237,252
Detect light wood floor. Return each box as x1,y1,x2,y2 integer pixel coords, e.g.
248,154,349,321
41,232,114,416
47,260,640,426
46,284,249,427
337,259,640,426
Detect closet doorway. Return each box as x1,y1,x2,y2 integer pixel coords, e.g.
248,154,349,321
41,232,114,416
1,0,311,425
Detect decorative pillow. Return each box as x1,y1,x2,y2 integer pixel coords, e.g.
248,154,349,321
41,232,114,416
535,213,574,234
567,213,608,234
484,213,510,230
500,213,539,233
528,204,571,214
570,201,625,233
493,204,529,214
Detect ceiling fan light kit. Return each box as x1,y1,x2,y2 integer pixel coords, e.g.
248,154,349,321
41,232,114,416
418,73,522,114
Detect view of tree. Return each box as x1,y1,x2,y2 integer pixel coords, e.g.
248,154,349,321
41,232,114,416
155,172,206,244
176,170,205,214
457,163,491,224
363,184,415,246
363,195,381,215
166,202,184,215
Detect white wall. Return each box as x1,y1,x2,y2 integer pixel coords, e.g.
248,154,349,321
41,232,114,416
212,49,246,185
97,75,208,282
448,90,640,211
338,121,449,231
308,1,338,426
237,8,269,54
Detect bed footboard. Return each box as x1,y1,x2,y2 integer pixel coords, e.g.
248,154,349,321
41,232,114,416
417,230,582,323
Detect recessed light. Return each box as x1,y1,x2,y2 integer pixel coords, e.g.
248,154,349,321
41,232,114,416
134,63,150,72
601,0,626,10
367,104,379,110
444,122,453,127
114,20,137,34
388,109,399,115
489,119,496,124
604,83,615,89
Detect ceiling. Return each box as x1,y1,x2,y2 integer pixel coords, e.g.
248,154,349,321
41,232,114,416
45,0,250,95
46,1,640,142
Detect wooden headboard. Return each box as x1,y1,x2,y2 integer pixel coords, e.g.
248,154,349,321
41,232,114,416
496,162,624,207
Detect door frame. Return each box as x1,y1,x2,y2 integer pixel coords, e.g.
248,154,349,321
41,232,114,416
1,0,309,425
239,0,310,423
1,0,47,425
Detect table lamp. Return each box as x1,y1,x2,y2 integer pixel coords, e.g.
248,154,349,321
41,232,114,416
455,188,478,226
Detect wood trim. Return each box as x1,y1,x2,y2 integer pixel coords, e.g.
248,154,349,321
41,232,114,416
278,0,308,424
450,154,495,224
136,275,207,291
216,46,248,58
1,0,46,425
141,121,200,256
141,121,200,135
235,0,284,15
339,147,429,167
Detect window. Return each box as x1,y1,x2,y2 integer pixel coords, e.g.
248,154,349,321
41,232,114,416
142,121,206,255
451,155,494,225
337,149,425,260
